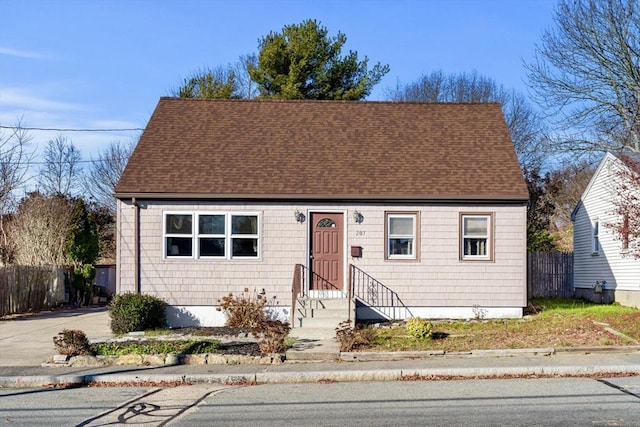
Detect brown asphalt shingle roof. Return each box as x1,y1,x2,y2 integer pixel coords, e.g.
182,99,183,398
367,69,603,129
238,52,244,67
115,98,528,201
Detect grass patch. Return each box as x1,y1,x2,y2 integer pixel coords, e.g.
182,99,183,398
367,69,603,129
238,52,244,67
360,298,640,352
92,339,220,356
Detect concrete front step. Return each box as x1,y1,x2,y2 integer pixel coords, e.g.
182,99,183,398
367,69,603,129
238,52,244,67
297,308,347,320
286,338,341,361
290,326,337,340
299,298,350,310
297,316,348,329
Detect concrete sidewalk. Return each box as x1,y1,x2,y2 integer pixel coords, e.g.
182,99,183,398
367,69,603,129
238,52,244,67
1,308,640,388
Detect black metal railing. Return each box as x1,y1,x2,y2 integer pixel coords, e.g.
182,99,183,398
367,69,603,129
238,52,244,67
349,265,413,320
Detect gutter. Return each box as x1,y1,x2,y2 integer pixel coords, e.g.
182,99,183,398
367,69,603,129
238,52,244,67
115,192,529,204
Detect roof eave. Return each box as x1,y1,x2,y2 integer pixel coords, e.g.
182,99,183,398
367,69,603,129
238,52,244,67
114,192,529,203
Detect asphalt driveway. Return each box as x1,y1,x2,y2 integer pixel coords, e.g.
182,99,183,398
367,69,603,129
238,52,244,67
0,307,112,366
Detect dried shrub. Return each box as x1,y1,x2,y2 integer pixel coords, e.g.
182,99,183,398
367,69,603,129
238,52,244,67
252,320,291,354
405,317,433,340
53,329,91,356
217,288,269,328
335,320,373,352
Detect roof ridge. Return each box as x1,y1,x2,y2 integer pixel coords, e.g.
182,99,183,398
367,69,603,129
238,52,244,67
158,96,502,106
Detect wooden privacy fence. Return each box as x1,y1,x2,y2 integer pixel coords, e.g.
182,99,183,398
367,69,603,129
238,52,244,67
0,266,66,317
527,252,574,299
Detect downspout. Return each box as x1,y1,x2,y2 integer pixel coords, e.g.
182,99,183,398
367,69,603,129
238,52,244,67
132,197,140,294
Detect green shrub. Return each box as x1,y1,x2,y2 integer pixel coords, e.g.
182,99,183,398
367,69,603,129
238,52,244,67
405,317,433,340
53,329,92,356
108,293,167,334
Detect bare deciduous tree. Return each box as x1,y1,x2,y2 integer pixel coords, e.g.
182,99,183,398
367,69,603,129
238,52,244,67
0,119,34,262
234,53,259,99
7,192,73,266
38,135,82,196
527,0,640,155
387,70,547,172
83,140,134,213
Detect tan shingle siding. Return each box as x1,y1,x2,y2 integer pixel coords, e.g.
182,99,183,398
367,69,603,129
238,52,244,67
116,98,528,200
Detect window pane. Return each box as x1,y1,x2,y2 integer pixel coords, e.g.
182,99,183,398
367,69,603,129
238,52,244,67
232,215,258,234
316,218,336,228
390,238,414,255
166,237,192,256
389,217,413,235
200,238,225,257
199,215,224,235
232,238,258,257
464,238,487,256
464,217,487,235
166,214,192,234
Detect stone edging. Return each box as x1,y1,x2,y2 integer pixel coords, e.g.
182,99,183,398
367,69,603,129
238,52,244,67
48,352,285,367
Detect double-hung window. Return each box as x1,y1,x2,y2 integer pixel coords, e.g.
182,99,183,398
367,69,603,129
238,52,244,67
386,212,418,260
165,214,193,257
164,212,260,259
198,214,226,257
231,215,259,258
592,220,601,255
461,213,492,261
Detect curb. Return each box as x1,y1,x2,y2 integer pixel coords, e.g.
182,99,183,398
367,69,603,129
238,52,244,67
3,364,640,388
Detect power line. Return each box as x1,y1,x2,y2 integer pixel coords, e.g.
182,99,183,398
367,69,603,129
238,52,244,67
0,125,143,132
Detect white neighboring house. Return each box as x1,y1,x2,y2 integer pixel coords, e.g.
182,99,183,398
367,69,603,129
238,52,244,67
571,152,640,307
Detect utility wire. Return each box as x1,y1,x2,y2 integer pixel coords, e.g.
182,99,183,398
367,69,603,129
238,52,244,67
0,125,143,132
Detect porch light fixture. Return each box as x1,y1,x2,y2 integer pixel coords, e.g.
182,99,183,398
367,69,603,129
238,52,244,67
294,210,306,223
353,210,364,224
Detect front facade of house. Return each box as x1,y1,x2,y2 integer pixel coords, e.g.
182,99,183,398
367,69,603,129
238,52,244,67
115,98,528,327
572,152,640,307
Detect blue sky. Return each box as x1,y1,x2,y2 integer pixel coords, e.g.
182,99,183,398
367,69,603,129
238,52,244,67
0,0,557,161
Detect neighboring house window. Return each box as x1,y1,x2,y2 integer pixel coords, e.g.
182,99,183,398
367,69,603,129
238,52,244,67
592,220,600,254
461,213,492,261
386,212,418,260
622,215,629,251
164,212,260,259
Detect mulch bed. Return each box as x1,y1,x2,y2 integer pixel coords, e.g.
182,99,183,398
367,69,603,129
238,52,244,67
168,326,261,356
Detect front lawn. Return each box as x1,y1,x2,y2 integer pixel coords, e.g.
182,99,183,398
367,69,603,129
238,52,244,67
359,298,640,352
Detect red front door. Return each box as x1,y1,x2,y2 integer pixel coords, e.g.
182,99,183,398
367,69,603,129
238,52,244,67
310,212,344,291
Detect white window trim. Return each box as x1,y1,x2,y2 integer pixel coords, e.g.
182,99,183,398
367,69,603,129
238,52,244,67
386,212,418,260
163,211,261,260
461,213,492,261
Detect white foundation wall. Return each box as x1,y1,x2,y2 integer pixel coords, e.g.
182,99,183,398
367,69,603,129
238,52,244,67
117,200,527,325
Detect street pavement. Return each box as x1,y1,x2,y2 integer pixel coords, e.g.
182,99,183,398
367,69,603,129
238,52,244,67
1,307,640,388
